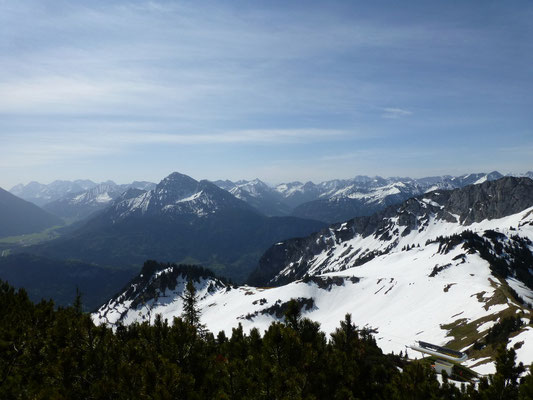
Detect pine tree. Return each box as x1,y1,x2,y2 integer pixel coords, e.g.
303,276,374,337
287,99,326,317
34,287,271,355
73,286,83,315
480,346,525,400
180,280,206,334
284,299,301,330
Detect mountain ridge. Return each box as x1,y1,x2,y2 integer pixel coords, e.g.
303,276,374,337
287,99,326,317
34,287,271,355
214,171,514,223
0,187,63,238
20,172,326,282
10,180,99,207
9,171,526,224
248,176,533,286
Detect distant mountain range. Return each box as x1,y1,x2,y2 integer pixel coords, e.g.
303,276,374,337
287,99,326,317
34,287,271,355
42,181,156,220
10,171,532,225
214,179,292,216
214,171,533,223
20,172,326,282
0,187,62,238
94,176,533,375
10,179,100,207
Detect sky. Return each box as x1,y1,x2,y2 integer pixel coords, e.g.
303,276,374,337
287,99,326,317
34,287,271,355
1,0,532,189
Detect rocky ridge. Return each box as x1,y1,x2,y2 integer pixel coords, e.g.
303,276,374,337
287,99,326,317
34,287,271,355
248,177,533,286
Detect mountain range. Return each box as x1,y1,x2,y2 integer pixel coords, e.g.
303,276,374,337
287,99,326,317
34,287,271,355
214,179,292,216
10,171,532,226
94,176,533,375
10,179,100,207
18,172,326,282
214,171,533,223
41,181,156,221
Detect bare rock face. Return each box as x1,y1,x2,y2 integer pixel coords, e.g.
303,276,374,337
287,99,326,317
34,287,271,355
436,176,533,224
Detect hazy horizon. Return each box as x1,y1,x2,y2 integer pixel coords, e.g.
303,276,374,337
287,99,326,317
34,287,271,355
7,168,533,191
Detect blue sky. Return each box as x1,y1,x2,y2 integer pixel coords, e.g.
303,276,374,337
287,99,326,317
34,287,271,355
1,0,532,188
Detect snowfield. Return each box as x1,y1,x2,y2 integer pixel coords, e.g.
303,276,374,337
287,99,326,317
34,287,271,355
93,197,533,376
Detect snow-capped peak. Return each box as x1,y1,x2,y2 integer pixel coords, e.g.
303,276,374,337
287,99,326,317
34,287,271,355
110,172,252,220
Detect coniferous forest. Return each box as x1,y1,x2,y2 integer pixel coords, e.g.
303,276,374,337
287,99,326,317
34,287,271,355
1,280,533,399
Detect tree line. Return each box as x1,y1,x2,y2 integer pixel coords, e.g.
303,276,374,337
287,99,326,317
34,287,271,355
1,279,532,399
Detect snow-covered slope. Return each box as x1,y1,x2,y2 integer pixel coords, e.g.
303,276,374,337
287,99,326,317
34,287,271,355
94,177,533,375
94,233,533,374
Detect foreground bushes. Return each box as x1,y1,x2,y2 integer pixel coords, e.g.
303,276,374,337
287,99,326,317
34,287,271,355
0,281,532,399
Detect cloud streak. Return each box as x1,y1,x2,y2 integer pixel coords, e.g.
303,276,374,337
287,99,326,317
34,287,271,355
0,128,348,168
120,129,348,145
381,108,413,119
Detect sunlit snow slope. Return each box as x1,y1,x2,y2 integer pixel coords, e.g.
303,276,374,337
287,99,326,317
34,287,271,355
94,177,533,375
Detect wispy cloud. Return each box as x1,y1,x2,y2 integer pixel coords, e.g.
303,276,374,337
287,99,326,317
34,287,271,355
319,147,441,164
119,129,347,145
0,128,348,168
319,150,375,162
0,141,116,169
381,108,413,119
498,144,533,156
